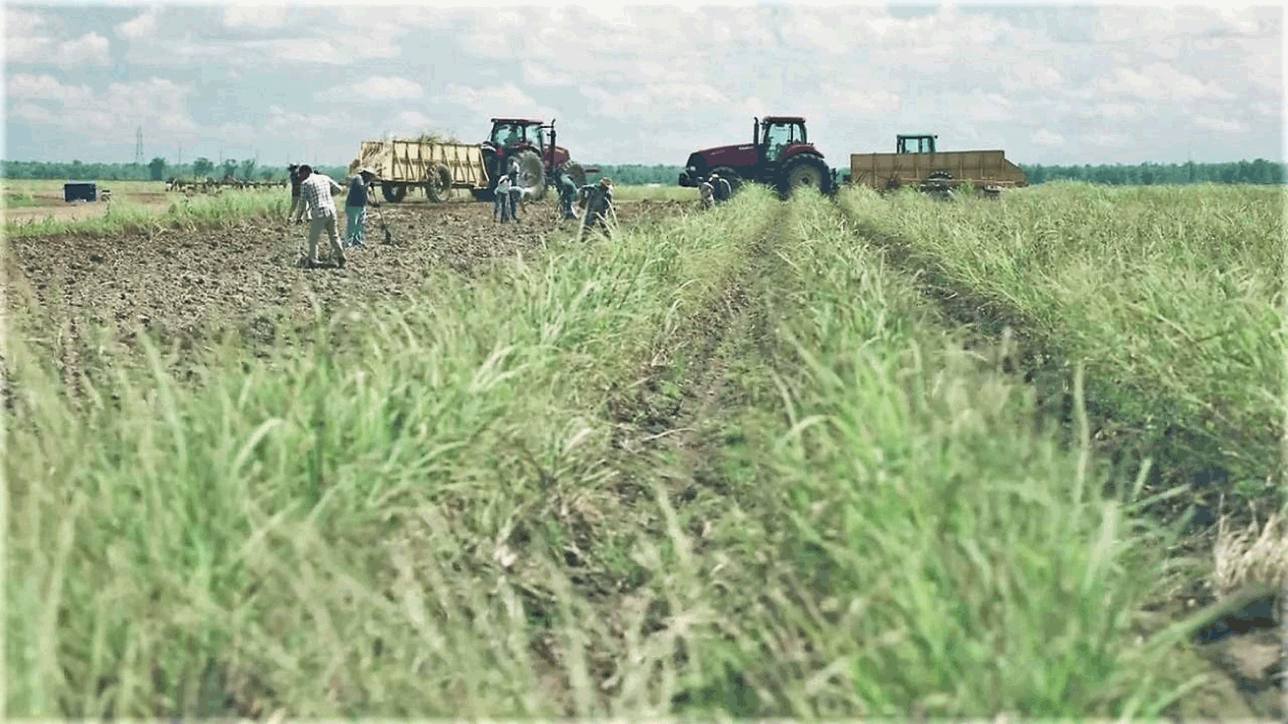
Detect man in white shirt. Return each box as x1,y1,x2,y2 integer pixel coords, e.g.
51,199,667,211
290,164,346,268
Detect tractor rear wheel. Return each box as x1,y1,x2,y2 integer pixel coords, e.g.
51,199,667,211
426,163,452,203
512,149,547,201
778,155,832,199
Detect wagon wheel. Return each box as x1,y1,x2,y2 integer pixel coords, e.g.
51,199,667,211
382,183,409,203
426,163,452,203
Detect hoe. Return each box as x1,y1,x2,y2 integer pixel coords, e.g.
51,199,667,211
374,205,397,245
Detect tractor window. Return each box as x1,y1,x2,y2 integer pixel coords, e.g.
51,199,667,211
905,137,934,153
764,123,802,161
492,123,524,146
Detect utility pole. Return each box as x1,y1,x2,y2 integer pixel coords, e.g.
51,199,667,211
135,126,143,165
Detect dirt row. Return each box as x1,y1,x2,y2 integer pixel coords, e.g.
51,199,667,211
3,197,691,390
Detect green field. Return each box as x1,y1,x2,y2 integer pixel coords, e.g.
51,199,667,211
4,181,1284,717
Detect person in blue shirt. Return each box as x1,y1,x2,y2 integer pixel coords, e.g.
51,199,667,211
344,167,379,248
556,168,579,220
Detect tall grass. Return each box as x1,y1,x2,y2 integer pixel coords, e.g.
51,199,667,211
837,182,1284,503
661,190,1238,717
5,186,780,718
3,188,293,238
4,184,1257,718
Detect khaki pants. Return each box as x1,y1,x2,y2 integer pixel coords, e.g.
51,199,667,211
307,213,344,264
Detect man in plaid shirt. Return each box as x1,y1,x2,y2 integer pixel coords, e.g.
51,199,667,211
290,164,347,268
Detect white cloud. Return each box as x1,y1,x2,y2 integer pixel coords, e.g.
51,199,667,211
315,76,424,103
58,32,112,66
11,102,57,125
7,73,94,103
115,7,160,40
1001,61,1063,94
223,6,288,30
5,7,57,37
1090,62,1235,103
433,82,559,122
1033,129,1064,146
521,61,574,87
6,74,199,143
1194,116,1249,134
6,31,111,67
264,104,357,143
581,83,728,120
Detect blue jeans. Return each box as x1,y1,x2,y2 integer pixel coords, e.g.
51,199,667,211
345,206,366,246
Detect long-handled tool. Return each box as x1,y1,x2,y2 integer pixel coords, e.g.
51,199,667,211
373,204,397,245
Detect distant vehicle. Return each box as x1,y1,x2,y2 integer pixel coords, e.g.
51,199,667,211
677,116,836,199
846,133,1029,197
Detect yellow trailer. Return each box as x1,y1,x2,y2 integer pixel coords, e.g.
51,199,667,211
848,134,1029,194
350,138,492,203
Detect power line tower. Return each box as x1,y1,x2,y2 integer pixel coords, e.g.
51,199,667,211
135,126,143,165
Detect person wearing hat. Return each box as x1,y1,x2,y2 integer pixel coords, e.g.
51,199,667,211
505,162,526,222
578,176,616,241
344,166,380,248
287,163,304,223
710,171,732,204
697,175,715,210
556,167,579,220
291,164,347,268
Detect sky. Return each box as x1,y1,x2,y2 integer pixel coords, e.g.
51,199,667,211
2,0,1284,169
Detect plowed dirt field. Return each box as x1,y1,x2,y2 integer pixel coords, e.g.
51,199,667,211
4,197,690,389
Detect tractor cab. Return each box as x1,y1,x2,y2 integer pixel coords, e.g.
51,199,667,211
897,134,938,154
478,117,584,202
487,118,548,153
755,116,809,164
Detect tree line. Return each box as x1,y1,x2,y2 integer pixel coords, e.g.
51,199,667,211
3,158,1285,187
0,158,349,183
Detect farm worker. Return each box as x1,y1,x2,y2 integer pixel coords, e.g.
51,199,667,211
506,165,525,221
557,169,579,219
290,164,347,268
287,164,304,223
578,177,616,241
494,173,513,222
344,167,380,249
698,176,715,209
710,172,732,203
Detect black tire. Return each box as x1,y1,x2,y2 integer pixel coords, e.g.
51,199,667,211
382,183,408,203
477,148,499,201
426,163,452,203
512,148,547,201
928,170,952,180
710,165,742,197
778,154,832,199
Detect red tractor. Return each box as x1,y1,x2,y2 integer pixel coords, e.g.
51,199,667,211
677,116,836,199
473,117,596,202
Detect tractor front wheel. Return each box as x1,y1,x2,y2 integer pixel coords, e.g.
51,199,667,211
778,155,832,199
512,149,547,201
